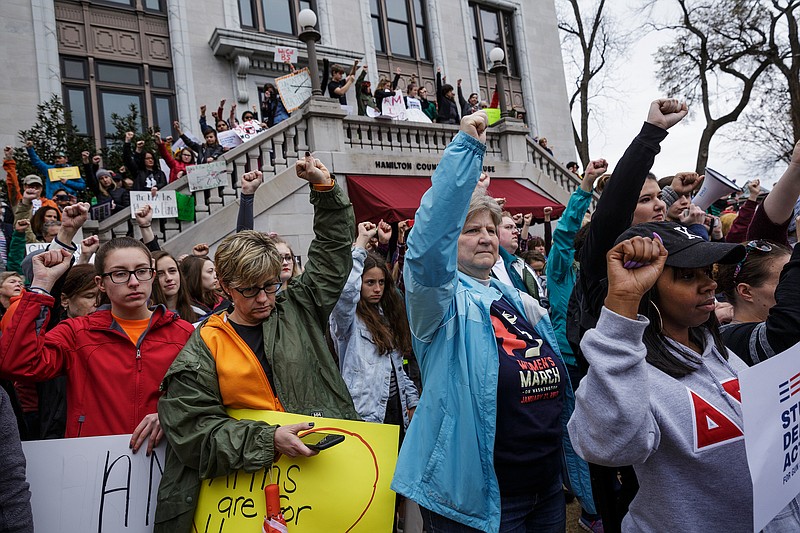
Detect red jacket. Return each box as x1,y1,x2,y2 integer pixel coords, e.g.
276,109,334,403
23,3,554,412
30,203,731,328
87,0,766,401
158,142,192,183
0,292,194,438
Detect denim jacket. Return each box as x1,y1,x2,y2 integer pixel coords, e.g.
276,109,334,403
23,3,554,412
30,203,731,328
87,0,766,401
390,132,593,532
330,247,419,426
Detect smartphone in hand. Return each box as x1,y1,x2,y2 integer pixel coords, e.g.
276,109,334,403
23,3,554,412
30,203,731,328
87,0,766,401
300,432,345,451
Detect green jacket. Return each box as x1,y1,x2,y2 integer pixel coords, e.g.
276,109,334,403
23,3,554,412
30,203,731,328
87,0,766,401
356,70,378,116
6,230,27,277
13,202,37,243
154,183,359,533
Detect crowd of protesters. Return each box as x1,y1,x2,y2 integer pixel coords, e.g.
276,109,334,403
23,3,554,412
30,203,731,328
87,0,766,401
2,78,800,533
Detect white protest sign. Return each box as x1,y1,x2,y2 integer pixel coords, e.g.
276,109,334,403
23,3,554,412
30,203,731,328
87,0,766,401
23,435,165,533
171,137,188,151
187,161,229,192
159,159,171,178
26,242,82,261
405,108,432,123
276,68,312,113
274,46,298,64
91,202,113,221
740,341,800,531
217,129,243,150
130,190,178,219
381,91,406,120
406,96,422,111
233,120,267,142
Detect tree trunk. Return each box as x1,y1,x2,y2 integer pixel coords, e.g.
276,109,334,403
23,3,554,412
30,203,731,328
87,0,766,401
695,124,716,173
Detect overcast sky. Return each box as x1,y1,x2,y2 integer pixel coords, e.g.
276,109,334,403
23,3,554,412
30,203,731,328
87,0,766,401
562,2,784,189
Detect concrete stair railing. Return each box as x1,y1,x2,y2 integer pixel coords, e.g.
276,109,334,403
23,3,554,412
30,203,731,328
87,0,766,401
82,96,584,254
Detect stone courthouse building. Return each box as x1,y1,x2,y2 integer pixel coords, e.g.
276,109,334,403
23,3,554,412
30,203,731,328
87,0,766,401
2,0,583,256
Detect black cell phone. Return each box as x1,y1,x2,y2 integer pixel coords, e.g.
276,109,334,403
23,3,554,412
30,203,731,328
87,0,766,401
300,432,345,451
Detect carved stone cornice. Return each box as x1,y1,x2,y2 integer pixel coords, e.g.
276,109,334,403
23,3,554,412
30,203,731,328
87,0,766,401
208,28,361,66
233,52,252,103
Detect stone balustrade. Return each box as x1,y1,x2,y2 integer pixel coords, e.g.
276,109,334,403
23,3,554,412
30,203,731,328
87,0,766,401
83,97,582,247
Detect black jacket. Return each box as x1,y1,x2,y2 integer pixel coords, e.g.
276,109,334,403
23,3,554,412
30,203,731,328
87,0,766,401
568,122,669,372
123,143,168,191
721,239,800,366
436,71,460,124
180,135,224,164
83,162,130,214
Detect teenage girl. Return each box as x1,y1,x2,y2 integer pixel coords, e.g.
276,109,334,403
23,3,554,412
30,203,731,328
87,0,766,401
0,223,193,453
330,221,419,431
151,251,202,323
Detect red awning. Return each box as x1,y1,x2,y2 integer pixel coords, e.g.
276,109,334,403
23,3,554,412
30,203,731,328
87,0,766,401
346,175,564,223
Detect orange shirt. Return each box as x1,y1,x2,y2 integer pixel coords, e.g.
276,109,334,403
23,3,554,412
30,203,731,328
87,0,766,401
0,291,24,333
112,314,152,345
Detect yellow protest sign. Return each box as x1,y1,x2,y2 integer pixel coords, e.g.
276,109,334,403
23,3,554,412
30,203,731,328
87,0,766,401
47,166,81,182
193,409,399,533
486,108,502,125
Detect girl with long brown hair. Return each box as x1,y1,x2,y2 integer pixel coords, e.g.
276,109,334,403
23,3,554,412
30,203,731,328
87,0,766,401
151,251,201,323
180,255,221,314
330,222,418,431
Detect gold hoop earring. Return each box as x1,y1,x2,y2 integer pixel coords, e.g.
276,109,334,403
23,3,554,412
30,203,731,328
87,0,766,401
649,300,664,334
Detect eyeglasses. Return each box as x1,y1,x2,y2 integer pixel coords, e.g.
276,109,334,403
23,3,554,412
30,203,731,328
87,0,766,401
55,195,69,201
233,282,282,298
733,240,773,282
102,268,156,284
280,254,293,263
500,224,520,233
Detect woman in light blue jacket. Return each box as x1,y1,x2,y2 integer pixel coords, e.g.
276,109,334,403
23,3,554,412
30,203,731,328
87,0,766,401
330,222,419,431
391,112,592,533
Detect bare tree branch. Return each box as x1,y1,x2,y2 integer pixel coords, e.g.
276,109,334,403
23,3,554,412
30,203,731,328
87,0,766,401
558,0,630,166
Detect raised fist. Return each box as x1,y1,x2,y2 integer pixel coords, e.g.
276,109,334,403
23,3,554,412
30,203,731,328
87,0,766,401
14,219,30,232
460,111,489,144
646,98,688,131
240,170,264,195
192,243,210,257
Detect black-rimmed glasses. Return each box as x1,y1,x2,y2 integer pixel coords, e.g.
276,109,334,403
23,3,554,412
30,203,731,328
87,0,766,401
233,282,283,298
733,240,773,282
102,268,156,284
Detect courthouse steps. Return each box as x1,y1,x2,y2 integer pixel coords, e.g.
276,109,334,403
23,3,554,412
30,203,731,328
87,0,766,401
83,97,585,260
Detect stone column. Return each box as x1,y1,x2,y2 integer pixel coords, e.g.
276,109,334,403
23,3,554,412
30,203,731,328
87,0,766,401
167,0,198,127
31,0,61,103
304,97,348,153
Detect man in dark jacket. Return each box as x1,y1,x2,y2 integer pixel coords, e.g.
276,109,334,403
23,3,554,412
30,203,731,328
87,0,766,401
435,68,460,124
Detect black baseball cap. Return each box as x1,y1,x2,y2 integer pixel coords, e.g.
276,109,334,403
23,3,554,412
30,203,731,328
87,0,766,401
616,222,745,269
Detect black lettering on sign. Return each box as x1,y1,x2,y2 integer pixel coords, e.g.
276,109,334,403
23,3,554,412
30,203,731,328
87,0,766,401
284,464,299,493
98,451,132,533
146,449,164,526
217,495,257,519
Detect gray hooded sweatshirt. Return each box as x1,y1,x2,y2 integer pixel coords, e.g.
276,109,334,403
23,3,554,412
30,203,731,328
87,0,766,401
568,307,756,532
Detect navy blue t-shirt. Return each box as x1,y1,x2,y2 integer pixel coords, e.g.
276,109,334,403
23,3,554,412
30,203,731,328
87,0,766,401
491,296,565,494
